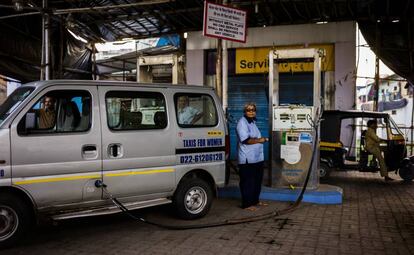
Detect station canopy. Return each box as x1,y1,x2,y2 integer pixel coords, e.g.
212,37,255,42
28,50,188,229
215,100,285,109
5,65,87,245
0,0,413,83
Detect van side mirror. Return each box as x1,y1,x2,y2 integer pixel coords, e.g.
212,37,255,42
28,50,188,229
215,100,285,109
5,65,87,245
25,112,36,129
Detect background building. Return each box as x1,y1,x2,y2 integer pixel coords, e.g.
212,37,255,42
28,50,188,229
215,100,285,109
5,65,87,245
357,74,414,154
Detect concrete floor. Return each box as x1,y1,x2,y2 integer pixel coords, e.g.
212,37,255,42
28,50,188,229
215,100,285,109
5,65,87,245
3,170,414,255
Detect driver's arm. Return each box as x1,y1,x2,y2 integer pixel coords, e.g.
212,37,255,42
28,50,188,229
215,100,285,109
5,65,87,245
366,129,381,143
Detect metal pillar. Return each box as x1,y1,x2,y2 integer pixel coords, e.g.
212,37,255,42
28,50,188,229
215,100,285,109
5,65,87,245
411,89,414,155
41,0,51,80
92,43,97,80
374,56,380,111
136,42,141,82
222,40,228,112
122,60,126,81
221,0,228,112
373,24,380,111
215,39,222,99
172,54,178,84
409,23,414,156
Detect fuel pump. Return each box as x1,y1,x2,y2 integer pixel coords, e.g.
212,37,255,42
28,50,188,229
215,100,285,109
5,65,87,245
268,48,324,189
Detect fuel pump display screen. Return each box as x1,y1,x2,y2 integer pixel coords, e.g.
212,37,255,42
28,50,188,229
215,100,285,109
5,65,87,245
273,106,313,131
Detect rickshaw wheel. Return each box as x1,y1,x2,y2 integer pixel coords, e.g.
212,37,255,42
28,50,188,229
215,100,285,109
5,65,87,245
319,162,332,180
399,160,414,182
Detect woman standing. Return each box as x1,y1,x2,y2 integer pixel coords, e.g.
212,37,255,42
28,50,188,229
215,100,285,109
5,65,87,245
236,102,269,210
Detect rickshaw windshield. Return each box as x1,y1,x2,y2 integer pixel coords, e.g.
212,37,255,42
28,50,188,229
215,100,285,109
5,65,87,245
388,117,404,136
0,87,34,126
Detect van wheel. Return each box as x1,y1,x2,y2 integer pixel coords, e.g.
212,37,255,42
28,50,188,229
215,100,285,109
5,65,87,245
319,162,332,180
0,194,31,249
173,178,213,220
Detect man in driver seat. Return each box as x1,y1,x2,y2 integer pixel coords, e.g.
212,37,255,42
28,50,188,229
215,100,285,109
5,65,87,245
365,119,394,181
38,96,56,129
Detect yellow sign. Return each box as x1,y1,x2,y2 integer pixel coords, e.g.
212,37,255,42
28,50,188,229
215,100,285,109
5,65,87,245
208,130,224,137
235,44,334,74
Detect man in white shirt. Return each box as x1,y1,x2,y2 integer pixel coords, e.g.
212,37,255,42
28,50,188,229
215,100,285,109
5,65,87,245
177,96,202,125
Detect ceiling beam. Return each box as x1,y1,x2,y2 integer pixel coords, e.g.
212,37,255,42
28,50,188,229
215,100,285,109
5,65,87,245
88,7,201,25
331,0,339,20
106,0,149,36
293,1,306,21
119,0,162,32
279,0,293,23
53,0,174,15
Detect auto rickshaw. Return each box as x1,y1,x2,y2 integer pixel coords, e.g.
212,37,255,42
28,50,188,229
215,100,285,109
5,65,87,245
319,110,414,181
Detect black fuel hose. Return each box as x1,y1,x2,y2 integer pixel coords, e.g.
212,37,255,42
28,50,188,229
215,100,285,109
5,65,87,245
102,112,321,230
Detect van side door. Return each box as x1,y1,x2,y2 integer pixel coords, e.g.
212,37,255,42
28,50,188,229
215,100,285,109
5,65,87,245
10,86,102,209
174,92,226,186
99,86,175,200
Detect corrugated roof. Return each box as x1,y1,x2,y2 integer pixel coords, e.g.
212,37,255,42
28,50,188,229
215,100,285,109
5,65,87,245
0,0,413,82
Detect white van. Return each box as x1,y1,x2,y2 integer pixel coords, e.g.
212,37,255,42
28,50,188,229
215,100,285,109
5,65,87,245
0,80,229,247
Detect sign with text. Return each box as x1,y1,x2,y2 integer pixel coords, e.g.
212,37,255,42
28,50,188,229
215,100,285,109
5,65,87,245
203,1,247,43
236,44,335,74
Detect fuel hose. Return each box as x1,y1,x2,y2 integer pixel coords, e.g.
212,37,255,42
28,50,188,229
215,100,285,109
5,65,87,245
100,111,321,230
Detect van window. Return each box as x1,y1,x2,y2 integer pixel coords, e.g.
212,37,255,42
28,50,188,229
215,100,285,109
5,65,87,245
0,86,34,126
175,93,218,127
17,90,92,135
106,91,167,130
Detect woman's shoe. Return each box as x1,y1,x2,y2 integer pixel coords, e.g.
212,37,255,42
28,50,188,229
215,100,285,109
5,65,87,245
244,206,259,211
257,201,269,206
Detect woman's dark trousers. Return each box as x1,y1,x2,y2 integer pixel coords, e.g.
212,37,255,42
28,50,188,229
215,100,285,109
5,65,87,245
239,161,264,208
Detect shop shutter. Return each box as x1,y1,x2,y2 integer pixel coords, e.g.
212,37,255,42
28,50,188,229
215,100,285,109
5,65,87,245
228,73,314,160
228,74,269,161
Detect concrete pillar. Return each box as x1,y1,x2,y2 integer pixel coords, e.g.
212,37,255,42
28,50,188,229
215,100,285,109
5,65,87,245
324,71,336,110
172,54,178,84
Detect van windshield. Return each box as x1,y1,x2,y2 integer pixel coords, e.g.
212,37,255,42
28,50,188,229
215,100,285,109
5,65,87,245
0,87,34,126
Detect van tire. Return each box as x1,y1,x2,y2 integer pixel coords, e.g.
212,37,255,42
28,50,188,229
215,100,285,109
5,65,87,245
0,194,32,249
173,178,213,220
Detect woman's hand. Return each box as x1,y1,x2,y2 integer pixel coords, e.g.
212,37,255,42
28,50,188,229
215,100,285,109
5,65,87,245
259,137,269,143
246,137,269,144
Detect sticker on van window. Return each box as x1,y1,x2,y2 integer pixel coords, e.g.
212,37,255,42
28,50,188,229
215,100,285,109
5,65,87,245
179,153,224,164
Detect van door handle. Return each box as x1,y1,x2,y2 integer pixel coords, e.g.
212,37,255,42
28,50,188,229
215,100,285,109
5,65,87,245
83,145,97,152
0,160,5,164
108,144,123,158
82,145,98,159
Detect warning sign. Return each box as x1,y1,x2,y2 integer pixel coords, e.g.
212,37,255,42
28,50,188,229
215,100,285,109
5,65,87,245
203,1,247,43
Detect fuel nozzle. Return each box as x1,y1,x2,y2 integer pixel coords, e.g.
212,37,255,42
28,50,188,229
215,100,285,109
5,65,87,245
95,180,107,188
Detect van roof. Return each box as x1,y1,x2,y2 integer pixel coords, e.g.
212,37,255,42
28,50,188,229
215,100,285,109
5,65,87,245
23,80,215,91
